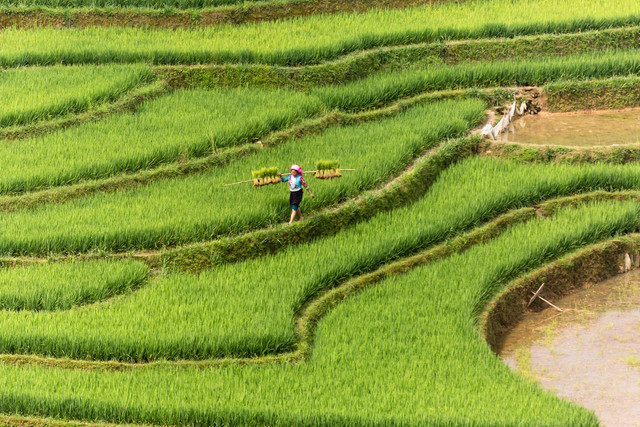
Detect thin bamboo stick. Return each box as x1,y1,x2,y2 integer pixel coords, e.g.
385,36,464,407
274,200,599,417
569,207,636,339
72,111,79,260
222,179,254,187
223,169,356,187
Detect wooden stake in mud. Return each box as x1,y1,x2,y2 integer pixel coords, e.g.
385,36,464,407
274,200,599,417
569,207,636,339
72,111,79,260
528,283,563,312
527,283,545,307
314,160,344,179
535,294,563,312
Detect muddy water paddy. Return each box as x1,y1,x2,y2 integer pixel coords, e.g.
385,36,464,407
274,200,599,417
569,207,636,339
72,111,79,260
500,269,640,426
497,108,640,146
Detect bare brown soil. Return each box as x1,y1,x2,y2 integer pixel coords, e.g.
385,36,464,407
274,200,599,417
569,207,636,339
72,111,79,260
517,86,546,112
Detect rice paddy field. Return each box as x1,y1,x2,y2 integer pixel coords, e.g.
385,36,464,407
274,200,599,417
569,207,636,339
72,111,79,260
3,0,640,425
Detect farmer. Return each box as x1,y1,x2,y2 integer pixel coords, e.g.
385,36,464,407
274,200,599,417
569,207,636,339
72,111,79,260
280,164,314,225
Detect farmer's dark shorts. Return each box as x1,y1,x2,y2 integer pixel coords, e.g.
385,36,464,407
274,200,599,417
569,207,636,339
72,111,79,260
290,190,303,210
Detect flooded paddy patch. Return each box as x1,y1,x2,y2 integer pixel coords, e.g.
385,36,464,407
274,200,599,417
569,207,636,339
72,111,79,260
497,108,640,147
500,268,640,427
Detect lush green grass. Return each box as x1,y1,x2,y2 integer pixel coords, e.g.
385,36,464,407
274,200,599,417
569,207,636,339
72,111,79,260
314,48,640,111
0,0,272,8
6,1,640,424
0,87,322,194
0,201,628,425
0,98,485,255
6,156,640,361
0,260,148,311
0,64,154,128
2,0,640,66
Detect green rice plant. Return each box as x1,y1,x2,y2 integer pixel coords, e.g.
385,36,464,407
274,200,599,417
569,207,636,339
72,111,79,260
0,64,155,128
2,0,640,66
5,1,640,424
314,48,640,111
0,98,485,255
0,87,322,194
3,153,640,361
0,202,626,425
0,260,148,311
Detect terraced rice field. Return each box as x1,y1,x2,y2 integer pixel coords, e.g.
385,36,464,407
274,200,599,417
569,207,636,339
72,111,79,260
3,0,640,425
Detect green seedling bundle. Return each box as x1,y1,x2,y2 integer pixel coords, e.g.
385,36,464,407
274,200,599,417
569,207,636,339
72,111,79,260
314,160,342,179
252,167,280,187
248,161,343,187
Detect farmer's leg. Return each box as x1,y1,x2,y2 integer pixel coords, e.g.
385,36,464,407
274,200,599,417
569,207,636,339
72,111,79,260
289,207,297,225
297,209,303,221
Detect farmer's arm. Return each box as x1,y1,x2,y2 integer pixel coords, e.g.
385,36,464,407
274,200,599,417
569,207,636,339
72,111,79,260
301,176,314,198
281,174,290,182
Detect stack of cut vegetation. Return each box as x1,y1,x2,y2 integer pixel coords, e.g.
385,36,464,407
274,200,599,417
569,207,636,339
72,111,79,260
252,167,280,187
314,160,342,179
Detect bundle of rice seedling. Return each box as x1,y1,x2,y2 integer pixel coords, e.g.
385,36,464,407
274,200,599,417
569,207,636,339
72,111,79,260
252,167,280,187
314,160,342,179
